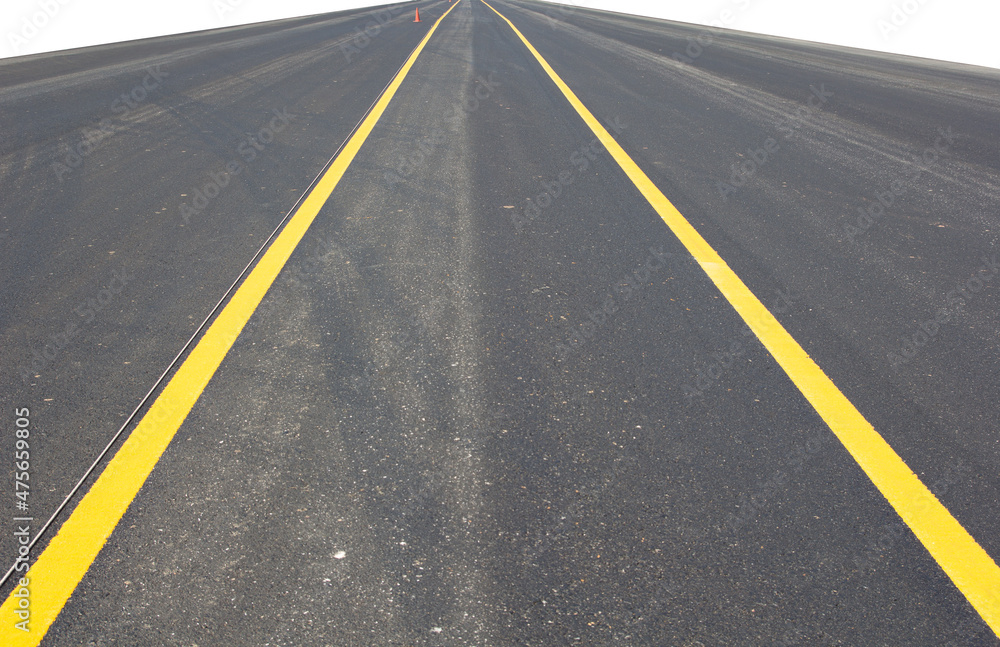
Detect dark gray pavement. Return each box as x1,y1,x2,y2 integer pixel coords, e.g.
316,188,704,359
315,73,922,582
2,0,999,644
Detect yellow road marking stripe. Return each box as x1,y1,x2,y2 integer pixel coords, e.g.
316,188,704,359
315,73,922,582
0,2,462,644
481,0,1000,635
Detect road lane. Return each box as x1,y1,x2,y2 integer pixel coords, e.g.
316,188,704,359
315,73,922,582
483,0,1000,634
0,0,450,596
487,3,1000,572
0,4,463,643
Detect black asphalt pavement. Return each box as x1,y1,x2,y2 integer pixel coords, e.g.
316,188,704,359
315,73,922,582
2,0,999,644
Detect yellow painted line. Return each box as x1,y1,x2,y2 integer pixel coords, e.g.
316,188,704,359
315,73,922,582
481,0,1000,635
0,2,462,644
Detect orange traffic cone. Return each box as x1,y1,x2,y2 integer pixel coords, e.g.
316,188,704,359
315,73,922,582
414,7,421,22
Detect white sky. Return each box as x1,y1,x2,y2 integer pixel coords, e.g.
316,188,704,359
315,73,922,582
2,0,998,70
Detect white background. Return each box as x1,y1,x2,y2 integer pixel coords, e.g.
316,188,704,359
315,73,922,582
2,0,998,70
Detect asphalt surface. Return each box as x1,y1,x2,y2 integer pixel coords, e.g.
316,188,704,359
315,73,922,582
2,0,1000,644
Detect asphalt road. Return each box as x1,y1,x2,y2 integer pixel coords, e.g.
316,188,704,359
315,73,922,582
2,0,1000,644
